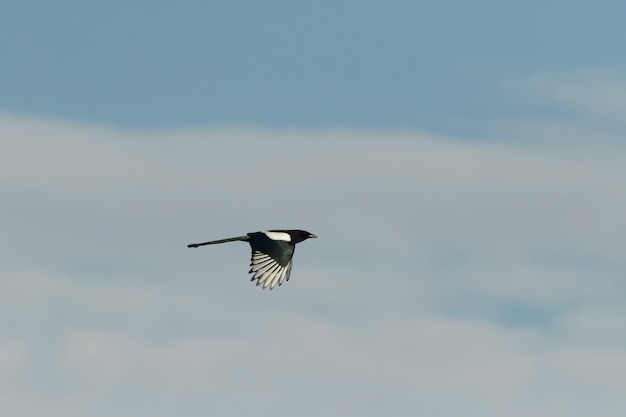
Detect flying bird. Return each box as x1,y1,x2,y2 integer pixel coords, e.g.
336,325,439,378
187,230,317,290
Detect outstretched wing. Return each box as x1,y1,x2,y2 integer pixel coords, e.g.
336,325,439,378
249,251,293,289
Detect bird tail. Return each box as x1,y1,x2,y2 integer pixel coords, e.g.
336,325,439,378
187,235,249,248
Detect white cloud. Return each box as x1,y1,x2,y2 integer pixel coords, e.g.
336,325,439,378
536,70,626,120
509,69,626,136
1,113,626,416
0,341,26,373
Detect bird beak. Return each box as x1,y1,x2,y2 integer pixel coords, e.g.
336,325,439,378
309,234,317,238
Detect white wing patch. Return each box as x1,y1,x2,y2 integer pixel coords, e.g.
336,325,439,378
249,251,292,290
262,231,291,242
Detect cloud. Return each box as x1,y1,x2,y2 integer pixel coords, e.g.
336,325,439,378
1,113,626,416
510,69,626,133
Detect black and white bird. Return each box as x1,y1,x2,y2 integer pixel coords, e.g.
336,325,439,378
187,230,317,290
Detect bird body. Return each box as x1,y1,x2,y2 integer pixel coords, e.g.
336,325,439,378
188,230,316,289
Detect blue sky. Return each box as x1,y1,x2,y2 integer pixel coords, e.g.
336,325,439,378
2,2,626,417
2,1,625,130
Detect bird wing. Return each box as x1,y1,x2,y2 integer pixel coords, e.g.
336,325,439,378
249,250,293,290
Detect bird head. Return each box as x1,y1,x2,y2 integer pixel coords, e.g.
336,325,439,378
283,230,317,243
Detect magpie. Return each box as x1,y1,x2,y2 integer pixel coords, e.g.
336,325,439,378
187,230,317,290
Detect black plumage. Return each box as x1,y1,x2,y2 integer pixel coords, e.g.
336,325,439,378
187,230,316,289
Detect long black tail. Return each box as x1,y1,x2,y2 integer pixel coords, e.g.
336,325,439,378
187,235,249,248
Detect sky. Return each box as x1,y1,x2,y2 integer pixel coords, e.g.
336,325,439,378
2,1,626,416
